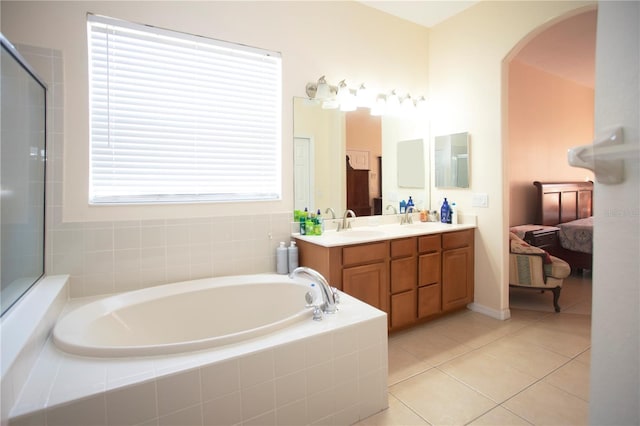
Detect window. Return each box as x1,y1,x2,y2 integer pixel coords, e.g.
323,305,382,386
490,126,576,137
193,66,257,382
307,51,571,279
87,14,282,204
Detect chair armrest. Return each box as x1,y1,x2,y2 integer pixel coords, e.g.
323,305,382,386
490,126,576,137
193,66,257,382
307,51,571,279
509,251,549,286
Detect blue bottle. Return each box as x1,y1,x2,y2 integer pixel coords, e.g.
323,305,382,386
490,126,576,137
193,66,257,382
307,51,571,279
407,196,414,209
399,199,407,214
440,198,451,224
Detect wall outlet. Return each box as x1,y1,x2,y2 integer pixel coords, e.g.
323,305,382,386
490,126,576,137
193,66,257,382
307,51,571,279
472,193,489,208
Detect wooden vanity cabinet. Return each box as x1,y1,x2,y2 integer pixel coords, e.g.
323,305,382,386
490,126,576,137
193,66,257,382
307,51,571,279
389,238,417,329
294,227,474,332
441,229,474,311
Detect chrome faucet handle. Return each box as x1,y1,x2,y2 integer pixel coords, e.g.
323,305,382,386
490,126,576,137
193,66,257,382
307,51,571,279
386,204,398,214
331,287,340,305
305,291,324,321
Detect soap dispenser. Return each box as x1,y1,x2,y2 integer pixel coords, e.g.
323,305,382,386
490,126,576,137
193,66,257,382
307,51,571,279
276,242,288,274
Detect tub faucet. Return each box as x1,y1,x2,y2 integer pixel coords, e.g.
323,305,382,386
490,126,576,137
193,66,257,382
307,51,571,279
402,206,416,225
289,266,338,314
337,209,356,232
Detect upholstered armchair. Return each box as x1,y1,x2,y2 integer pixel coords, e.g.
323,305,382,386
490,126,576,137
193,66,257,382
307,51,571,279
509,232,571,312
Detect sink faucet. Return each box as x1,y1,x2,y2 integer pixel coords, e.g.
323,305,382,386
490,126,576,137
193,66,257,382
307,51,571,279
386,205,397,214
325,207,336,219
337,209,356,231
289,266,338,314
402,206,416,224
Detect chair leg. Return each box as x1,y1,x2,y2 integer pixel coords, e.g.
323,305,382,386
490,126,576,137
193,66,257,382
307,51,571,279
551,286,561,312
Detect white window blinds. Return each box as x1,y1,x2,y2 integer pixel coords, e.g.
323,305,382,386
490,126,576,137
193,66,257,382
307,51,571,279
87,14,282,204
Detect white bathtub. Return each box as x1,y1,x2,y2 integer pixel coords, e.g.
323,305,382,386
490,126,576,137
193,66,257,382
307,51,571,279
11,273,388,426
53,274,312,357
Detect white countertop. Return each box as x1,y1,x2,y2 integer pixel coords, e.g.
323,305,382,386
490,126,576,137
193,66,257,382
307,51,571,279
293,221,476,247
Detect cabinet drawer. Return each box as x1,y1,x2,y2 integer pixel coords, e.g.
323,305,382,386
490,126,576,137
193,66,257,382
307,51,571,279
343,242,387,266
391,237,416,258
418,234,441,253
418,284,441,318
442,229,473,250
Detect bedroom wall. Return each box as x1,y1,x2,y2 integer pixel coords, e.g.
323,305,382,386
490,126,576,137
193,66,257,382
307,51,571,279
508,60,595,226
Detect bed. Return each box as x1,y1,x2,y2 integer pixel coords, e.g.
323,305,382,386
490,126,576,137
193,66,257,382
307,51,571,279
533,181,594,271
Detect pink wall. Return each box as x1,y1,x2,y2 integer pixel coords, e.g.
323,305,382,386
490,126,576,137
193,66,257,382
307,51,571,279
508,60,594,226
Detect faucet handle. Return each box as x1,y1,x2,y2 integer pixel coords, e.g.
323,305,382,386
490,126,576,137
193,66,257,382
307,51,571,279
331,287,340,305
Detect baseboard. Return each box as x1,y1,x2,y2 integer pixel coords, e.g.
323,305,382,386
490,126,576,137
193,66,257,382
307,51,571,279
467,302,511,320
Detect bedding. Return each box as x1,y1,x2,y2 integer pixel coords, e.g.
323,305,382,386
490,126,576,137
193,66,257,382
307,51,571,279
557,216,593,254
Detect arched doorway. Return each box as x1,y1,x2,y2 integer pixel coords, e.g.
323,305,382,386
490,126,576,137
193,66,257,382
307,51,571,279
503,5,597,311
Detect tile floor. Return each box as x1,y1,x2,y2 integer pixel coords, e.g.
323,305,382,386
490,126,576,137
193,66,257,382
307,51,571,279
356,272,592,426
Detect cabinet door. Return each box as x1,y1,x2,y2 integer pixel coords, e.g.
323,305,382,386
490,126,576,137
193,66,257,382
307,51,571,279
418,284,441,318
418,252,440,286
343,262,387,312
390,256,417,294
391,290,417,329
442,246,473,311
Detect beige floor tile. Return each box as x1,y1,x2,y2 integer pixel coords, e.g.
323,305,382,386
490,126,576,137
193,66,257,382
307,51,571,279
390,368,496,425
510,322,591,358
536,313,591,339
354,394,430,426
504,381,589,425
543,360,590,401
476,336,571,379
508,307,553,323
392,326,474,366
387,345,432,386
439,351,538,403
468,406,532,425
574,348,590,366
427,316,518,349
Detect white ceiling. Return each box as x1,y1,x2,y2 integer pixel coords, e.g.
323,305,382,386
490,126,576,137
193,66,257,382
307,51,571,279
358,2,596,88
359,0,479,28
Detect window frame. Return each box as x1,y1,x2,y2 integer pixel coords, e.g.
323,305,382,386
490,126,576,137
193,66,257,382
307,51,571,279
87,14,283,205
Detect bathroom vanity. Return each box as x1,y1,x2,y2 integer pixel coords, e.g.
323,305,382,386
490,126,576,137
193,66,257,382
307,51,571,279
294,223,475,331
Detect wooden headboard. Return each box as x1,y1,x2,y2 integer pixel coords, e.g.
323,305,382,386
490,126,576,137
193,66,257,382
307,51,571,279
533,181,593,226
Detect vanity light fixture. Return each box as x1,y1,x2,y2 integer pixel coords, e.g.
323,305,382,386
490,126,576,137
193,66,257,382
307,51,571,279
355,84,374,108
386,90,401,115
337,80,357,111
370,96,386,116
306,75,335,101
305,76,425,116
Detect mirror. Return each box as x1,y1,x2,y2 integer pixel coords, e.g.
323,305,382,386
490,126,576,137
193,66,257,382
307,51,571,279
293,97,430,216
397,139,425,188
434,132,470,188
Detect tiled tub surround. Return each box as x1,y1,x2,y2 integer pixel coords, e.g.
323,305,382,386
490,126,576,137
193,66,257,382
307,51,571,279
9,277,388,426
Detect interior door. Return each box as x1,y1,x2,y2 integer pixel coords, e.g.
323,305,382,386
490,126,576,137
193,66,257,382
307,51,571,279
294,137,313,211
587,3,639,424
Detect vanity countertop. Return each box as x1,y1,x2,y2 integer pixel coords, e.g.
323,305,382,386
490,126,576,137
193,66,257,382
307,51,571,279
293,222,476,247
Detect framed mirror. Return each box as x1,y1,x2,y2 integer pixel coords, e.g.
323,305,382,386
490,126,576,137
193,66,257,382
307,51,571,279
434,132,470,188
293,97,430,217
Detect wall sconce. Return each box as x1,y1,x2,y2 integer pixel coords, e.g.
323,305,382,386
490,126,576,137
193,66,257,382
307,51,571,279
305,76,426,117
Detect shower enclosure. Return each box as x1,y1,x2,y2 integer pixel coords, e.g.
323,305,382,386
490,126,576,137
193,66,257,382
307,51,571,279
1,33,47,315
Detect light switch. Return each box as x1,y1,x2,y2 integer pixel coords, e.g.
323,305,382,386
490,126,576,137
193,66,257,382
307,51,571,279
471,193,488,208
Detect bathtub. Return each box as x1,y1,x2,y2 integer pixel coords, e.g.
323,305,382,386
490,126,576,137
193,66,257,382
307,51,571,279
11,273,388,426
54,275,312,357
